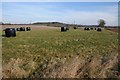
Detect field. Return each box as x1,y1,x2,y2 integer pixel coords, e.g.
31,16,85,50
2,25,119,78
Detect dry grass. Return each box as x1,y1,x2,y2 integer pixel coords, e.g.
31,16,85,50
29,53,119,78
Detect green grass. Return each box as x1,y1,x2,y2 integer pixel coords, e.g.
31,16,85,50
2,28,118,78
2,29,118,64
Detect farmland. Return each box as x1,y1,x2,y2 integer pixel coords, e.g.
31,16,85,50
2,25,119,78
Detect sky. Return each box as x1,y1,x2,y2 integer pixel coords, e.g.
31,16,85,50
1,0,120,2
1,2,118,26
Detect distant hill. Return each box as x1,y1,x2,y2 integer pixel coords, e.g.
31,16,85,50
32,22,81,27
1,21,119,28
32,22,66,27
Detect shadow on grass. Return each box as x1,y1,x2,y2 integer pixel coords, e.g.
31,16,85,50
2,34,5,37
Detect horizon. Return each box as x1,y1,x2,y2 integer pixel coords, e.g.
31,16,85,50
1,2,118,26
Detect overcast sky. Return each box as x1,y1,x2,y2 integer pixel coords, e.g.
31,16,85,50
1,2,118,26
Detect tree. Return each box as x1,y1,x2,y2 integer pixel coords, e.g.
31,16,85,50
98,19,106,27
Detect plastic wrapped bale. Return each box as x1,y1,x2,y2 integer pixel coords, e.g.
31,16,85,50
5,28,16,37
84,28,90,30
95,28,97,30
20,27,23,31
28,27,31,31
84,27,90,30
26,27,31,31
73,26,77,29
86,28,90,30
22,27,25,31
26,27,28,31
84,27,87,30
97,28,102,31
16,28,20,31
61,27,67,32
90,28,93,30
20,27,25,31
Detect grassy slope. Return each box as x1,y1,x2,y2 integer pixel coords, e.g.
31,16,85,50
2,29,118,78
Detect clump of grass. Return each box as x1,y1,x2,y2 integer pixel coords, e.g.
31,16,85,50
2,57,39,78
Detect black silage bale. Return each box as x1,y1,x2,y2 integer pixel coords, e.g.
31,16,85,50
95,28,97,30
61,27,67,32
73,26,77,29
16,28,20,31
86,28,90,30
5,28,16,37
26,27,31,31
90,28,93,30
20,27,25,31
97,28,102,31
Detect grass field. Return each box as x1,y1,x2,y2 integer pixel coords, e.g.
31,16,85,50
2,27,119,78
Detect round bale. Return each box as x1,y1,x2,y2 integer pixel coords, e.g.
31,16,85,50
97,28,102,31
5,28,16,37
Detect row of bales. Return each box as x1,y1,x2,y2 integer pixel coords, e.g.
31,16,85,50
4,25,102,37
84,27,102,31
16,27,31,31
61,25,102,32
4,27,31,37
61,25,79,32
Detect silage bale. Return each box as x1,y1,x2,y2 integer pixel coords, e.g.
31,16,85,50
61,24,68,32
26,27,31,31
5,28,16,37
73,26,77,29
95,28,97,30
84,27,87,30
84,27,90,31
90,28,93,30
97,28,102,31
85,28,90,31
61,27,67,32
20,27,25,31
16,28,20,31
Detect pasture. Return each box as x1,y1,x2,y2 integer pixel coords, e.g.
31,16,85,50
2,25,119,78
